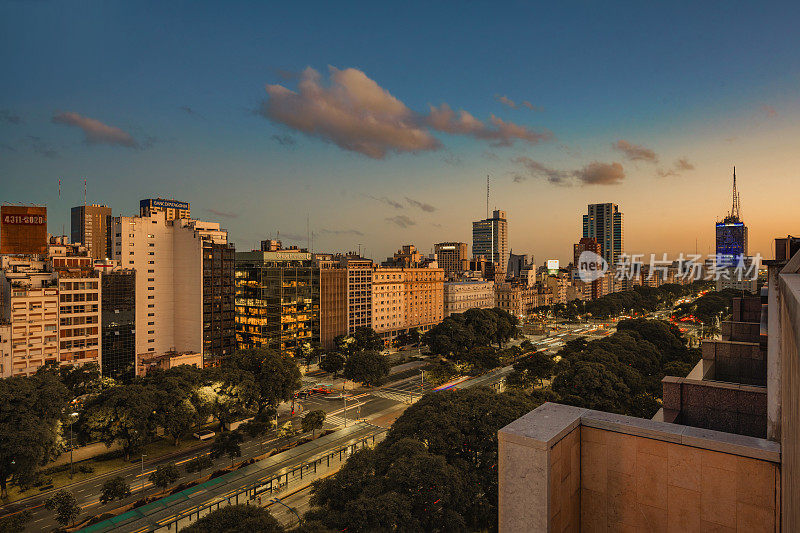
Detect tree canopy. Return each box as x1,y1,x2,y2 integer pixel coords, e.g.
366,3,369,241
343,350,390,386
223,348,302,413
181,504,284,533
423,307,518,357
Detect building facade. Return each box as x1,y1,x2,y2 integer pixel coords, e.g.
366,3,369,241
318,266,347,350
372,265,444,345
139,198,191,221
582,203,623,267
235,249,319,356
340,255,373,334
473,209,508,275
71,204,112,260
434,242,468,279
0,205,47,255
443,280,495,317
101,269,136,380
203,241,236,365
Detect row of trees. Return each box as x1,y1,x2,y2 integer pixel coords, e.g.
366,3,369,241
536,282,709,320
673,287,742,324
423,307,518,358
321,327,391,386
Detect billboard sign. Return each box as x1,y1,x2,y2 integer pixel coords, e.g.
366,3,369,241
1,205,48,254
546,259,560,274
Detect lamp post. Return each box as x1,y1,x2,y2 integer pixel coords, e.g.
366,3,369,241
140,454,147,493
68,412,78,478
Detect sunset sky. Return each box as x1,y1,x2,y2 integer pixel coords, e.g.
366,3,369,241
1,1,798,264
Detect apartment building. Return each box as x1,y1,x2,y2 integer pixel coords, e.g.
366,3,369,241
111,211,228,370
372,265,444,345
203,240,236,365
443,279,494,317
340,255,373,334
316,257,348,351
0,324,10,377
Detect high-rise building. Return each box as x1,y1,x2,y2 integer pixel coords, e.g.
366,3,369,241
101,269,136,380
434,242,469,279
203,241,236,365
315,255,348,351
71,204,112,260
716,168,748,267
139,198,190,221
235,247,319,356
0,205,47,255
339,255,373,334
582,203,623,266
111,212,228,367
473,209,508,275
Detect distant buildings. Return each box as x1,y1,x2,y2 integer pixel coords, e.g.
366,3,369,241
139,198,191,221
473,209,508,277
582,203,623,267
71,204,112,260
434,242,468,279
444,279,494,317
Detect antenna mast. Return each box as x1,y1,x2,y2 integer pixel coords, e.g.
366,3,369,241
486,175,489,219
731,166,740,219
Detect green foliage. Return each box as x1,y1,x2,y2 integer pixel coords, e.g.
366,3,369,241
0,370,70,497
343,350,390,386
301,410,326,438
223,348,302,412
77,384,161,460
508,350,555,389
425,360,459,386
44,489,81,526
149,463,180,490
239,410,275,439
674,288,742,324
99,476,131,504
184,455,214,474
351,326,386,352
319,352,346,375
181,504,284,533
308,387,535,532
423,307,518,357
0,509,32,532
210,431,244,465
59,361,106,397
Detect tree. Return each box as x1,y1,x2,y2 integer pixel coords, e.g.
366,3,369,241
223,349,301,413
77,384,161,461
59,361,105,397
0,509,31,532
0,371,70,498
509,350,555,388
99,476,131,504
351,327,385,352
181,504,284,533
210,431,244,466
343,350,390,386
319,352,346,376
302,410,326,438
184,455,214,474
149,463,180,492
44,489,81,527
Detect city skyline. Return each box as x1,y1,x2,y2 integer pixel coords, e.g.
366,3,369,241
2,2,799,262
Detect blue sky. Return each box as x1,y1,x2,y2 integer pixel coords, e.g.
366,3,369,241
2,1,799,262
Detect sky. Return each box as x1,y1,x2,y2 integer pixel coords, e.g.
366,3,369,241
1,1,799,264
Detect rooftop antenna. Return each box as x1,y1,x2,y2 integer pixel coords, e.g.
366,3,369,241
306,214,310,252
486,175,490,219
730,166,740,219
84,178,87,207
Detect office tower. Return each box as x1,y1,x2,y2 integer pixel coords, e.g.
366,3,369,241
235,245,320,356
315,255,348,351
435,242,469,279
203,240,236,364
473,209,508,275
506,252,530,281
715,168,748,267
372,264,444,345
0,205,47,254
338,254,374,334
582,203,623,266
139,198,190,220
101,269,136,380
111,211,229,369
71,204,112,259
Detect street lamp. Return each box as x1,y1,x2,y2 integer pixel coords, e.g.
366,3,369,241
140,454,147,493
68,412,78,479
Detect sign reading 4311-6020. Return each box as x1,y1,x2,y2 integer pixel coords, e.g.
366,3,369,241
3,214,46,225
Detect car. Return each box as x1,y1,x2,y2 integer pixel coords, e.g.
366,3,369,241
311,385,333,395
193,429,216,441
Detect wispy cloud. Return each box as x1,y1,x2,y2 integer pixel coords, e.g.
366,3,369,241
270,134,297,147
318,228,364,236
521,101,544,112
0,110,22,124
386,215,416,228
760,104,777,118
364,194,403,209
612,140,658,163
258,66,552,158
24,136,59,159
512,158,624,186
495,95,516,108
405,197,436,212
657,158,695,178
205,208,238,219
52,112,142,149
